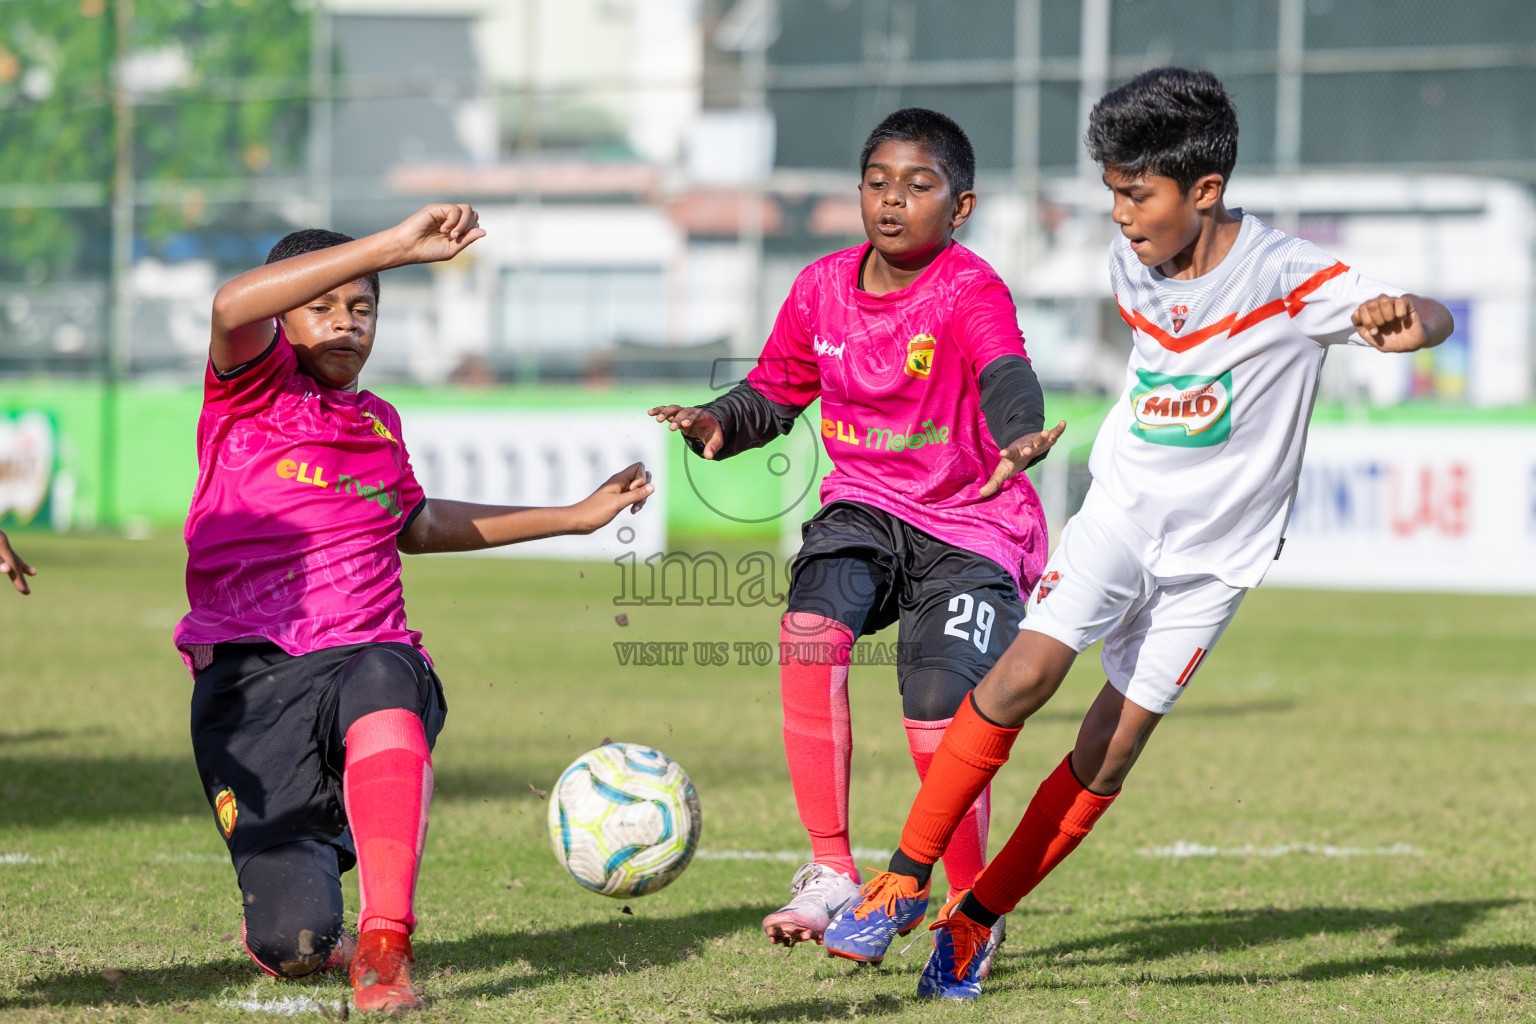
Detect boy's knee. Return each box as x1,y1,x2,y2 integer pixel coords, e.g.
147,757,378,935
241,913,343,979
339,647,427,728
899,667,973,722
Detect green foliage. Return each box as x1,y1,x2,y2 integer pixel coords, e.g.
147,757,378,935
3,534,1536,1020
0,0,309,276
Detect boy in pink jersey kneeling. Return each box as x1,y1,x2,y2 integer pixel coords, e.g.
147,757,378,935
651,109,1064,959
176,204,652,1013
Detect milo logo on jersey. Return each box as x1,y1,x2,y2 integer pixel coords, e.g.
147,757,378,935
1129,369,1233,447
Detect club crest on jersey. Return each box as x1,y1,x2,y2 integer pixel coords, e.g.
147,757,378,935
1170,304,1189,333
904,334,936,379
215,787,238,837
1129,369,1233,447
1036,570,1060,603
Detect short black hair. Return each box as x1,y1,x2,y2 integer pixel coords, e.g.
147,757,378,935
1085,67,1238,193
859,108,976,196
265,228,380,302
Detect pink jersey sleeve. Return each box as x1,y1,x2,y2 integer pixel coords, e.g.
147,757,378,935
952,277,1029,378
747,269,822,407
203,323,293,418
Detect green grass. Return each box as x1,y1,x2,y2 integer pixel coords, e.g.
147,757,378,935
4,533,1536,1022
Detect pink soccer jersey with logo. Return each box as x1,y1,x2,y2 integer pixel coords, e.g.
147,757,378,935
748,241,1048,592
174,331,426,674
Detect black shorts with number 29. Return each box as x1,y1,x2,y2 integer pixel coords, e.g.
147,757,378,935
786,501,1025,721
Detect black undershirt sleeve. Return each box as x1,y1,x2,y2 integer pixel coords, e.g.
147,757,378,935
978,354,1048,465
688,381,805,460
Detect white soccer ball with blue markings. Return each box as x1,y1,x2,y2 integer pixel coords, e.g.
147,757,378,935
548,742,702,898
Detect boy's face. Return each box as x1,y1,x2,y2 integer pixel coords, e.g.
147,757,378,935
859,140,975,266
1103,167,1223,269
282,278,377,389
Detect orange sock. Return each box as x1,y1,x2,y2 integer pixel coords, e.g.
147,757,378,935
971,753,1117,915
897,693,1020,866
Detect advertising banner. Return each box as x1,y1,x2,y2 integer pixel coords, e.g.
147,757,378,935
0,410,57,530
1266,426,1536,594
397,410,668,560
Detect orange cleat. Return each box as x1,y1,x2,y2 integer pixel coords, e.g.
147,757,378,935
350,929,423,1015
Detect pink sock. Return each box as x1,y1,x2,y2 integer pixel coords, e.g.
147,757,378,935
780,613,859,882
904,716,991,895
343,708,432,936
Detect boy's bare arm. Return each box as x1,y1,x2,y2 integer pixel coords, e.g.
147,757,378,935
0,528,36,595
209,204,485,373
398,463,653,555
1351,294,1454,353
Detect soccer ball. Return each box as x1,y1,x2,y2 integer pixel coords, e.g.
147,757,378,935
548,742,702,898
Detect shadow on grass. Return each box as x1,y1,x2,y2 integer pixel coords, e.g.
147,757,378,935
5,905,767,1009
709,993,908,1021
437,903,767,998
1007,899,1525,984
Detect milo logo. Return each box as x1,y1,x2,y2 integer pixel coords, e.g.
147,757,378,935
1129,369,1232,447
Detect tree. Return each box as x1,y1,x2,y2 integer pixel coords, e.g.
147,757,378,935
0,0,310,277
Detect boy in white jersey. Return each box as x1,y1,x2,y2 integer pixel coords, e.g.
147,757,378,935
825,67,1453,999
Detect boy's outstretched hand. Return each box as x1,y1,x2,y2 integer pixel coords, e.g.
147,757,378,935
648,405,725,460
1351,294,1453,353
980,420,1067,499
570,462,655,534
392,204,486,266
0,528,36,595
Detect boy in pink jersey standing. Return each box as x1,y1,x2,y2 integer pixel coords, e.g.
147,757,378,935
825,68,1454,1000
176,203,652,1013
650,109,1064,959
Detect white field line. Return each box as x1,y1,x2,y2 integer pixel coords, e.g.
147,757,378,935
1141,840,1424,859
219,989,346,1016
0,852,36,864
695,846,891,863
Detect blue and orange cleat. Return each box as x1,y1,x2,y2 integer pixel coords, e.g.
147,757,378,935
823,870,929,964
916,890,994,1000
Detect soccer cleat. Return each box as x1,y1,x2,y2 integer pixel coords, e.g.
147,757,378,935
823,870,930,964
916,890,993,1000
975,913,1006,981
350,929,424,1014
323,931,358,974
762,862,864,947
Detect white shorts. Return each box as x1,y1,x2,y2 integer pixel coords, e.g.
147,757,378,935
1022,489,1246,715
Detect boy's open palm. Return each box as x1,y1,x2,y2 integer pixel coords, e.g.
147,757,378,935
648,405,725,460
394,204,485,265
980,420,1067,499
1352,294,1427,352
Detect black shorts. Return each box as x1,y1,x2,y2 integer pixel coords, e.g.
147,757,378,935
787,501,1025,718
189,641,447,873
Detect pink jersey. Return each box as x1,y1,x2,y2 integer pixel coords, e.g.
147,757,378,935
749,241,1048,592
174,332,426,674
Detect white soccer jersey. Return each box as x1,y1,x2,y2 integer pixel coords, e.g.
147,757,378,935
1090,212,1403,588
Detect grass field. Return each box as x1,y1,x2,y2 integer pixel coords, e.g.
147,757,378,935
3,532,1536,1023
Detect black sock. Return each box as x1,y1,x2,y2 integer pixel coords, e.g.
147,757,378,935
957,890,1000,929
886,847,933,889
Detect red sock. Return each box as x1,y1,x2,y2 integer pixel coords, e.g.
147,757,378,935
779,613,859,881
971,753,1117,915
343,709,433,936
898,694,1020,866
903,717,990,894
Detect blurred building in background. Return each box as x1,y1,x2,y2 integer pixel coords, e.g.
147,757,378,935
1,0,1534,402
